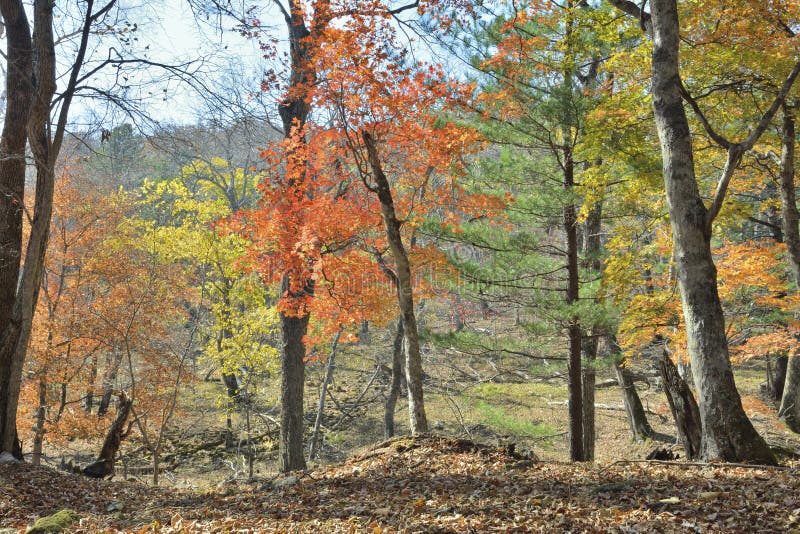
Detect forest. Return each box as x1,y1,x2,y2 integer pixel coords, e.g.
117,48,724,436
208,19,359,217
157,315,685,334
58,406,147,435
1,0,800,532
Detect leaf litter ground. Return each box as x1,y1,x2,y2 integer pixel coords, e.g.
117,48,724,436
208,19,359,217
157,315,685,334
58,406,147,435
2,435,799,532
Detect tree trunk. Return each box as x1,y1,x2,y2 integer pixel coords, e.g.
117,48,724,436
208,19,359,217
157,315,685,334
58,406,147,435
384,317,405,439
278,276,311,472
649,0,775,464
580,201,603,461
32,378,47,466
1,0,105,456
581,337,596,461
152,448,160,486
658,350,702,459
85,352,98,413
772,355,789,403
217,324,241,400
564,152,584,462
83,393,133,479
98,351,124,416
608,335,653,440
0,0,33,459
362,131,428,434
1,0,58,457
309,329,341,459
614,361,653,441
273,3,328,474
777,104,800,432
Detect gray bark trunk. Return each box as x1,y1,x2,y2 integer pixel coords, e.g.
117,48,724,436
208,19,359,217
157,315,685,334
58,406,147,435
777,104,800,432
98,351,124,416
0,0,32,459
771,355,788,403
309,329,341,459
614,360,654,440
649,0,775,464
275,3,325,473
85,353,98,413
384,317,405,439
581,338,596,460
580,202,603,461
609,335,653,440
362,131,428,434
658,350,702,459
83,393,132,479
32,377,46,465
1,0,112,455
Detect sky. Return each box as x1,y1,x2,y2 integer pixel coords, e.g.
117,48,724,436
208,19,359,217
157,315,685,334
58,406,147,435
67,0,275,130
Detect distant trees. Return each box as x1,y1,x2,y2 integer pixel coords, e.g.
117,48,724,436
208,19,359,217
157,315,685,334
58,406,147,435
0,0,207,460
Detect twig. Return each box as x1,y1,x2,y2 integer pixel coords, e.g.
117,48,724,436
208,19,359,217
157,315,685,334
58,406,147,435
532,431,567,442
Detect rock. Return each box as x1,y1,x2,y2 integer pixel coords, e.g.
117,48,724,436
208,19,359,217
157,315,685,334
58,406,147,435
0,452,19,464
25,510,79,533
273,475,299,488
105,501,124,512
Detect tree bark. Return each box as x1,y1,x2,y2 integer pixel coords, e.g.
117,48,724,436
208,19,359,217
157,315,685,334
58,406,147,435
658,350,702,459
31,378,47,465
309,329,341,459
614,360,654,440
648,0,775,464
609,333,654,441
362,131,428,434
98,351,124,416
384,317,405,439
83,393,132,479
217,328,241,400
0,0,33,459
85,352,99,413
777,104,800,432
771,355,788,403
278,275,311,472
564,152,584,462
274,2,327,473
580,201,603,461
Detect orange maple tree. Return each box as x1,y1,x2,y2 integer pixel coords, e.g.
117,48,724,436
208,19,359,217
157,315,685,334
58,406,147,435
240,2,503,349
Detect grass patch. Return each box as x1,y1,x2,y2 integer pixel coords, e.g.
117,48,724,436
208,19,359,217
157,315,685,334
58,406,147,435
472,381,563,401
733,366,765,393
474,400,556,440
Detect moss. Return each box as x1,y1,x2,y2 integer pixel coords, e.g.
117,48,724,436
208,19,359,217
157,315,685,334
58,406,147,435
25,509,79,533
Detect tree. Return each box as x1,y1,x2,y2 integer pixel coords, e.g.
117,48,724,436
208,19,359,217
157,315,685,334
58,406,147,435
22,170,122,464
0,0,198,459
620,0,800,463
442,1,616,461
776,103,800,431
239,0,472,471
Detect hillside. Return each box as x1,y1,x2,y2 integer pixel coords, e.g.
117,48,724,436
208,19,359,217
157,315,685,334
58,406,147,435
2,435,799,533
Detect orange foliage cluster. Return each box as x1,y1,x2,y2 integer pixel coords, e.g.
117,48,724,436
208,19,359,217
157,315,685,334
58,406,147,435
19,165,193,450
619,238,799,364
239,1,506,348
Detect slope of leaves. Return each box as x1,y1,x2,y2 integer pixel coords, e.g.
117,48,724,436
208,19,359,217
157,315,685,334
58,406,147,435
2,435,800,532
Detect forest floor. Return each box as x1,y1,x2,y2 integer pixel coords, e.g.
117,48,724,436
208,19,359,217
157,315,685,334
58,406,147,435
2,434,800,532
11,308,800,531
